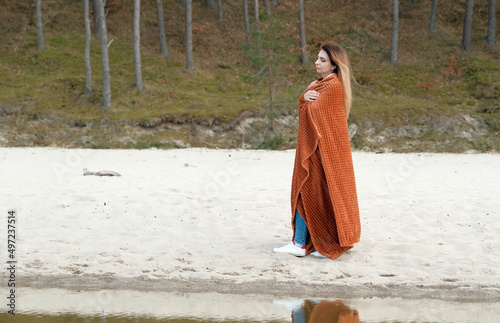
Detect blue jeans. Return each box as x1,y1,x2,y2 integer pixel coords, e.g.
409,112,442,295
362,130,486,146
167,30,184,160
294,210,308,246
292,306,306,323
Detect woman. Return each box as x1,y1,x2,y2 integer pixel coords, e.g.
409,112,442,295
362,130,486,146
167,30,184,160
273,43,360,259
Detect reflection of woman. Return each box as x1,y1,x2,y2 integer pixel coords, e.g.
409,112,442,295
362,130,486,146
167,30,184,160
297,300,360,323
274,43,360,259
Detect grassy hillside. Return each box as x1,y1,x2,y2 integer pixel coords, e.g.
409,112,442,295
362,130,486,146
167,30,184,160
0,0,499,151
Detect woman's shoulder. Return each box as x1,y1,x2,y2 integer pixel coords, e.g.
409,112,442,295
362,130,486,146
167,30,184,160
321,75,342,91
326,73,341,83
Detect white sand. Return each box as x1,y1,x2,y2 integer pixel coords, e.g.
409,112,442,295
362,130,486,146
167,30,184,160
1,147,499,302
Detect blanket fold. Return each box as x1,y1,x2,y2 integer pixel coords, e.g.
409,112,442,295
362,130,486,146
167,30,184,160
291,74,360,259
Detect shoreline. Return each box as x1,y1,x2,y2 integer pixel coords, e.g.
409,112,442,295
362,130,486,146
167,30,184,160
3,285,500,323
13,275,500,302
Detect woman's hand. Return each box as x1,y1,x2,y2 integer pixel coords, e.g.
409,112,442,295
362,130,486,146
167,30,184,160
304,90,320,102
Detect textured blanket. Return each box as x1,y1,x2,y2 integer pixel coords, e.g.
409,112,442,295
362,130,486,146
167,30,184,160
304,300,360,323
291,74,361,259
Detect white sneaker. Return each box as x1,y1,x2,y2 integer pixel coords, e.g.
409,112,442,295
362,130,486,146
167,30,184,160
311,251,328,259
273,241,306,257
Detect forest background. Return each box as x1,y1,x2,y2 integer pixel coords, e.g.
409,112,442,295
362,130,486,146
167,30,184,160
0,0,499,152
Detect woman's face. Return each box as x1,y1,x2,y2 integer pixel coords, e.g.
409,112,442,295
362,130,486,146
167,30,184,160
315,49,334,78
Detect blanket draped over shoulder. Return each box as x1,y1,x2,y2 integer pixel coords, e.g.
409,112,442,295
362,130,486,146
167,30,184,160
291,74,361,259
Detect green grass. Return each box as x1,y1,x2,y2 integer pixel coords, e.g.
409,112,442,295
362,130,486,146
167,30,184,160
254,136,285,150
0,0,499,151
0,31,269,122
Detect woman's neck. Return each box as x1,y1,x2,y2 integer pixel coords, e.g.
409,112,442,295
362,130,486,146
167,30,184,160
322,72,335,80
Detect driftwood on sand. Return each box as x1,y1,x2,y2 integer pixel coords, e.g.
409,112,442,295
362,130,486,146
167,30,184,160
83,168,121,177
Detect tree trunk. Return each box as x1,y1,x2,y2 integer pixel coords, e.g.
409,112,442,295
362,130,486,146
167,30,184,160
36,0,45,50
462,0,474,52
206,0,215,9
254,0,262,67
95,0,111,108
243,0,250,47
267,49,275,130
217,0,223,22
486,0,496,45
134,0,143,92
156,0,169,57
429,0,438,33
298,0,308,64
390,0,399,65
84,0,92,94
186,0,194,70
93,0,101,39
264,0,271,16
254,0,260,27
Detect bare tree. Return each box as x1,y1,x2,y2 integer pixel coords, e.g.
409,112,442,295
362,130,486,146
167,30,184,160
390,0,399,64
266,50,275,130
36,0,45,50
217,0,223,22
206,0,215,9
95,0,111,107
92,0,101,39
186,0,194,70
84,0,92,94
243,0,251,46
254,0,263,66
134,0,143,91
486,0,496,45
254,0,260,29
156,0,169,57
429,0,438,32
462,0,474,52
264,0,271,15
298,0,308,64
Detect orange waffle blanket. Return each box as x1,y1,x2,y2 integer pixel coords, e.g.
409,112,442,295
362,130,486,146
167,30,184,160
291,74,361,259
303,300,360,323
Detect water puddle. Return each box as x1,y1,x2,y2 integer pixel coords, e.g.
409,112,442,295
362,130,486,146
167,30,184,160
1,288,499,322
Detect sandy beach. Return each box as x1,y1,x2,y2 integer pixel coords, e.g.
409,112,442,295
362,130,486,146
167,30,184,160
1,147,499,303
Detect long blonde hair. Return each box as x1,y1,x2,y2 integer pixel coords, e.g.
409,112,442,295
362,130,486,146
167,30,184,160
321,43,353,117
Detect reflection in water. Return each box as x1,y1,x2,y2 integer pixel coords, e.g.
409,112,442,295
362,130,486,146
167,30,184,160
1,299,358,323
1,287,500,322
274,299,359,323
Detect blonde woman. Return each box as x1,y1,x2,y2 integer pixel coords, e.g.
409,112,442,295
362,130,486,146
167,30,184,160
274,43,361,259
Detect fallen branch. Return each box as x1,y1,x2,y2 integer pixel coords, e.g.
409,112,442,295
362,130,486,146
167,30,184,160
83,168,121,177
